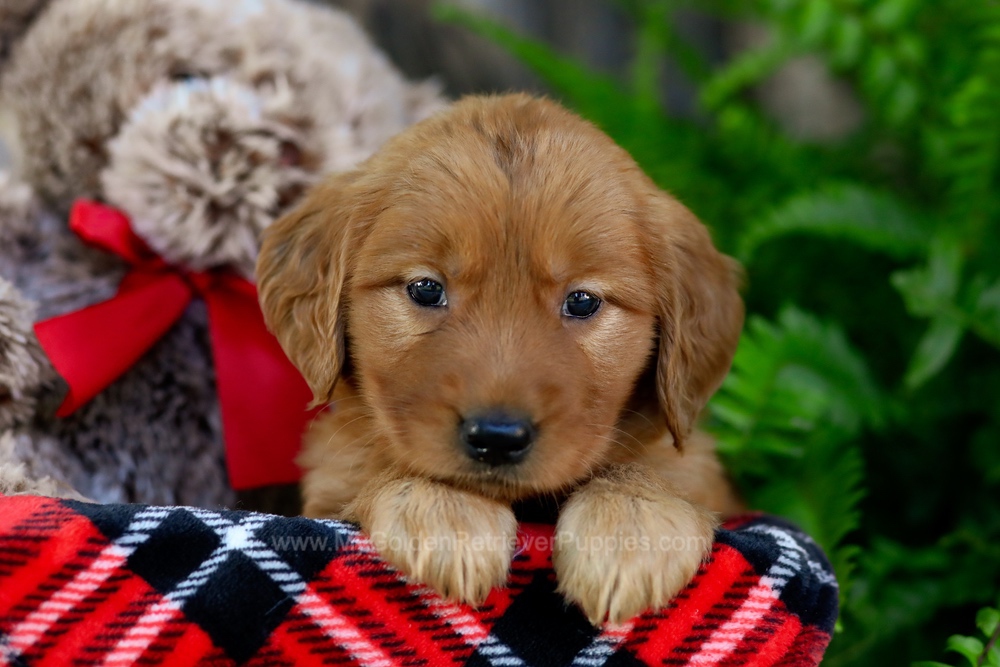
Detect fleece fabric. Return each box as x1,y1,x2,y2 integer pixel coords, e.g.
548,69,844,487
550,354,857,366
0,495,837,666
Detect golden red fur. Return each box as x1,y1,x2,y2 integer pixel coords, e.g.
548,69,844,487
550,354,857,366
257,94,745,624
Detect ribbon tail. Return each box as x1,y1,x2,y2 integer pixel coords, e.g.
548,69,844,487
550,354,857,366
204,281,315,489
35,273,192,416
70,200,157,263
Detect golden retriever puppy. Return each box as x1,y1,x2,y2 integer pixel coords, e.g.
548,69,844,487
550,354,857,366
257,94,744,624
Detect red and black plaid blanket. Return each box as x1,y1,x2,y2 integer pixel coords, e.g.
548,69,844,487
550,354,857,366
0,496,837,666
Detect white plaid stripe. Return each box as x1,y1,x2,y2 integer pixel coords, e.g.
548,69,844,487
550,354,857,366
2,506,172,662
569,622,634,667
192,512,395,667
689,525,807,665
411,583,527,666
98,513,272,666
350,533,528,667
745,525,838,587
1,633,17,667
95,510,393,667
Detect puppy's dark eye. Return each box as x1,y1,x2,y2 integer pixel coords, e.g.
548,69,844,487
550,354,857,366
407,279,447,307
563,291,601,318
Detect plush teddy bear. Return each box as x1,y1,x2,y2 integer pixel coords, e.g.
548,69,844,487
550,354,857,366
0,0,445,508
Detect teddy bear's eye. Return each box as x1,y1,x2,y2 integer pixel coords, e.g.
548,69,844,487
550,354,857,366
170,68,208,82
407,279,447,307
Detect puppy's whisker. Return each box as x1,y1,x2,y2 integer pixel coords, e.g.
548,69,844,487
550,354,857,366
322,400,372,416
322,413,377,448
604,424,647,452
321,396,371,414
582,423,641,458
617,408,658,431
604,436,639,458
325,430,377,462
399,458,424,481
341,436,377,478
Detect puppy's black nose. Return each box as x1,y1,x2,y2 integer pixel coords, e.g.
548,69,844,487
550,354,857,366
460,413,535,466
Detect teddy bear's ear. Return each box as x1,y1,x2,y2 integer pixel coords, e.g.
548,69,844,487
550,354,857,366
0,0,49,68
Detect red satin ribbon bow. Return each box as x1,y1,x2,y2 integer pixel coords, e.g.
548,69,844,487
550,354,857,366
34,200,315,489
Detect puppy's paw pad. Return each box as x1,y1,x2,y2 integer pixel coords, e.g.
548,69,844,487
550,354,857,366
359,480,517,605
553,489,715,625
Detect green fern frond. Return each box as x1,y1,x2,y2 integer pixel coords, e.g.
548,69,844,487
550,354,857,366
892,237,1000,387
837,538,1000,665
431,4,624,121
750,434,865,593
443,0,1000,660
710,306,883,460
432,2,722,221
737,183,931,263
699,34,799,112
930,3,1000,240
629,3,668,114
621,0,712,85
743,0,928,127
894,269,1000,388
901,316,965,390
968,276,1000,347
709,307,880,596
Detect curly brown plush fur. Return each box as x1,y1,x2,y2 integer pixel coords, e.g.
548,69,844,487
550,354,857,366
0,0,444,212
103,78,319,277
0,431,87,500
0,0,48,67
0,0,446,508
0,278,46,431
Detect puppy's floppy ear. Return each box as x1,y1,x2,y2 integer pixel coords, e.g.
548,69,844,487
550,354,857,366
646,190,744,448
257,171,363,406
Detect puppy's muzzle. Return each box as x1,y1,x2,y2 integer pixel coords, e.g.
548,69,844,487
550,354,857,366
460,412,535,466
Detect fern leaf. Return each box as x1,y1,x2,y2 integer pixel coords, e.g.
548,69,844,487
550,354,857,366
889,237,994,386
932,2,1000,236
708,307,881,597
700,34,799,111
969,276,1000,347
712,306,884,447
890,236,963,319
431,2,712,204
622,0,712,84
892,238,1000,384
750,434,865,591
841,536,1000,665
431,4,625,128
737,183,931,262
734,0,929,127
903,315,965,390
625,0,671,112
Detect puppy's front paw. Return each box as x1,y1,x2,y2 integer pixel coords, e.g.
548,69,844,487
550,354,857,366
553,465,717,625
348,475,517,604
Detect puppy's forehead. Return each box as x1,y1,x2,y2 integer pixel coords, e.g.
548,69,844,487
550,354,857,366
359,99,654,302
